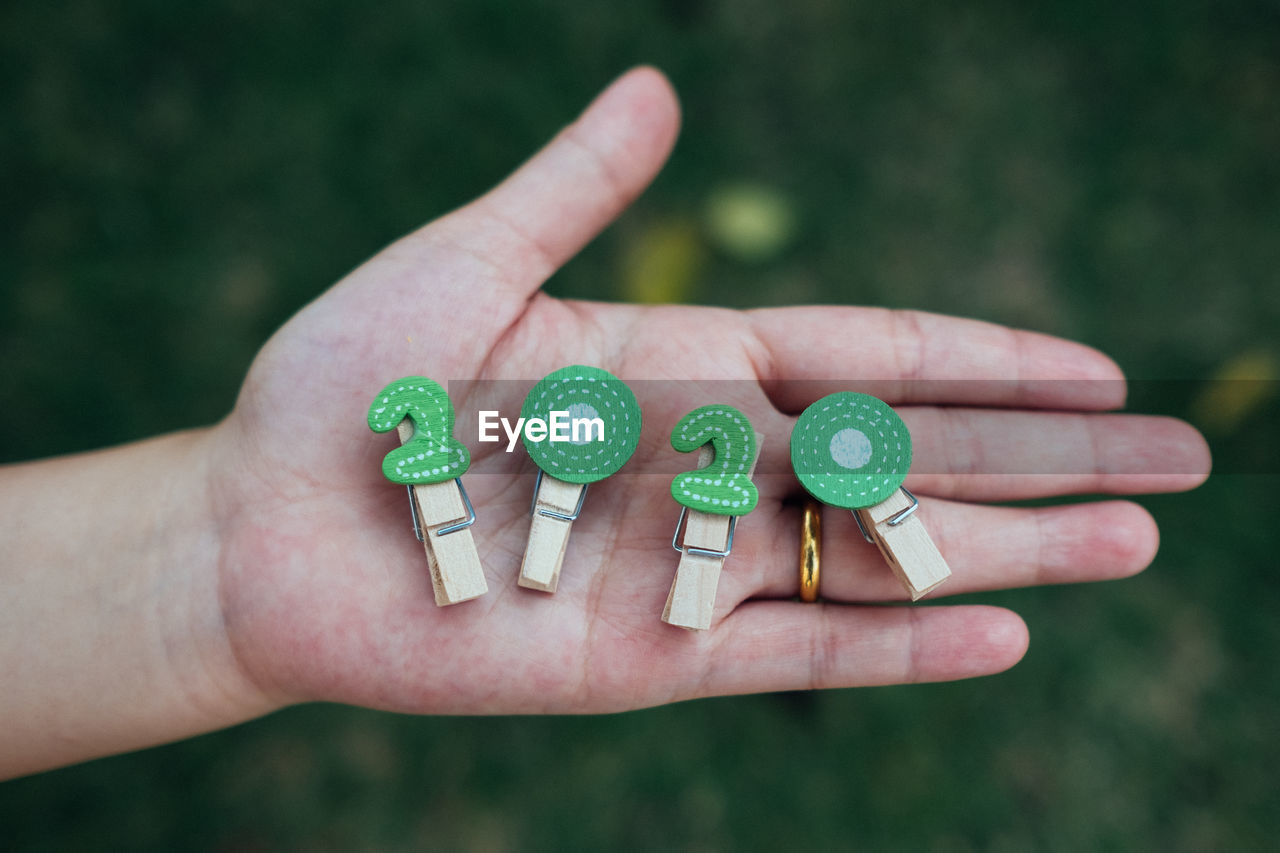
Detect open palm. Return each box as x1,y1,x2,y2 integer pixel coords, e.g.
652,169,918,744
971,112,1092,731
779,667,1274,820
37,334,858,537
206,68,1209,716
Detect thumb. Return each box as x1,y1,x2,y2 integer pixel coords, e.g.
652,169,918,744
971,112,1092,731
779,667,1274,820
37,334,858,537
291,67,680,380
408,66,681,300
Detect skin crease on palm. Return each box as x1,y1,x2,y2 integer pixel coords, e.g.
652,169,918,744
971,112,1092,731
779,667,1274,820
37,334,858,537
187,66,1212,721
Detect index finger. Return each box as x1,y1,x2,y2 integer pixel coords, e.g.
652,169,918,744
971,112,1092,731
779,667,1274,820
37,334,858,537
745,306,1128,411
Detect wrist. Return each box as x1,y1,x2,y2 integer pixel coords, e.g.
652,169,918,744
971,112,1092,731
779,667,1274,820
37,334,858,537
196,421,297,716
0,428,284,778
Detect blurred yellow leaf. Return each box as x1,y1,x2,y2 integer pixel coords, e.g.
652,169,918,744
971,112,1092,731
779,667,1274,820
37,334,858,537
1191,348,1279,433
621,218,704,304
703,182,798,263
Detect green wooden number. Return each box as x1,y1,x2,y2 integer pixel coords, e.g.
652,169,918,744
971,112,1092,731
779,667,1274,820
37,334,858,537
670,405,759,516
367,376,470,485
520,365,642,484
790,392,911,509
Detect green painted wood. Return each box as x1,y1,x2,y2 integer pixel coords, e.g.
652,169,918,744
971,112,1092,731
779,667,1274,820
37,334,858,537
367,376,470,485
520,365,642,484
790,392,911,509
669,404,759,516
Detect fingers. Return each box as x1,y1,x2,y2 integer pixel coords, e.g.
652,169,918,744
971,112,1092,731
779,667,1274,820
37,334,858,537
745,306,1128,411
681,603,1027,696
733,499,1160,604
747,405,1210,504
426,66,681,297
901,410,1212,500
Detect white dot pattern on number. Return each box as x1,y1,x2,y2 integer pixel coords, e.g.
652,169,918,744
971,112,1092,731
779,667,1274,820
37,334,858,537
375,383,466,478
529,375,635,475
675,407,754,507
799,398,904,501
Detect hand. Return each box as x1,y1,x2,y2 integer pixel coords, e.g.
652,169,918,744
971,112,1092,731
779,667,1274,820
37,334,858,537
205,67,1210,716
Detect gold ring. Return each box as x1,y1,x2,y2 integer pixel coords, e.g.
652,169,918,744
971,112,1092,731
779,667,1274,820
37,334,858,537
800,500,822,602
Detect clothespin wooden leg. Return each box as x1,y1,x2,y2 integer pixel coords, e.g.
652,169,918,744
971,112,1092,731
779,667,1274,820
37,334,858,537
663,433,763,631
663,509,734,630
854,487,951,601
518,472,587,593
397,421,488,606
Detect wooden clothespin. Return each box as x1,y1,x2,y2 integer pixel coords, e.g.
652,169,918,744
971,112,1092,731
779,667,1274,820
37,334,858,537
521,470,587,592
368,377,488,606
663,405,762,631
791,392,951,600
852,485,949,600
518,365,642,593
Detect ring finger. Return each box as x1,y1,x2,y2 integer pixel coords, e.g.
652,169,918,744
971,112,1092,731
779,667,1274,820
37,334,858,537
722,497,1158,606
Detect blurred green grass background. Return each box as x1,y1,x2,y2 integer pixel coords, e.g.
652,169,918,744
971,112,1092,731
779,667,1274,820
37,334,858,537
2,1,1278,850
